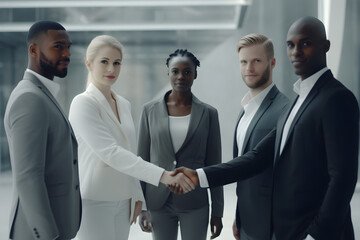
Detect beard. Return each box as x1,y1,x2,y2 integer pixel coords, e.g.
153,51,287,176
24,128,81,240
39,52,68,78
247,63,271,89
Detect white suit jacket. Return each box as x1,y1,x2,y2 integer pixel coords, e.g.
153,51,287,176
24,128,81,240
69,83,164,206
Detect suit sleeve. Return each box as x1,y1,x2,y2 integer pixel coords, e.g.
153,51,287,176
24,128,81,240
206,108,224,218
137,105,152,195
204,129,276,188
8,93,59,239
307,90,359,239
69,95,164,186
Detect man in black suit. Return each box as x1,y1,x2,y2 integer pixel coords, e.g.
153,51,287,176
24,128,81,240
232,33,289,240
172,16,359,240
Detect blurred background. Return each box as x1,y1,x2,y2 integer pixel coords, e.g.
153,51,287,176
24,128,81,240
0,0,359,239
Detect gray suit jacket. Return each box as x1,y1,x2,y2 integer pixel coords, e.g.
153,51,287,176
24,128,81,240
137,91,224,217
4,71,81,240
234,85,289,240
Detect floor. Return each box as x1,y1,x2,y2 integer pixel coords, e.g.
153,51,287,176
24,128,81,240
0,171,359,240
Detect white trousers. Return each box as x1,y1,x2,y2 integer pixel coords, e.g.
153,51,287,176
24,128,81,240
75,199,131,240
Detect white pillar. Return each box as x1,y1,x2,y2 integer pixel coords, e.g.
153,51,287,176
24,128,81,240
318,0,347,78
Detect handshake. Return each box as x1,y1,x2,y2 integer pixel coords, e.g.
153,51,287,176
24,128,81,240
160,167,200,194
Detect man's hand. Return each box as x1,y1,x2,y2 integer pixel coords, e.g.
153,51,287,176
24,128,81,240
130,201,142,224
139,211,153,232
160,170,195,193
210,216,223,239
232,219,241,240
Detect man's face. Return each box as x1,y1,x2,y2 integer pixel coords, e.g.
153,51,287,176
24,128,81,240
286,25,327,80
238,44,273,90
37,29,71,79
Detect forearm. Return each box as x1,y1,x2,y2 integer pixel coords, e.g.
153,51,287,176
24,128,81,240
210,186,224,217
205,134,275,187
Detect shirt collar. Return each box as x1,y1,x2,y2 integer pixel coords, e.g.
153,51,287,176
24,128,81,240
26,69,61,101
293,67,328,98
241,82,274,108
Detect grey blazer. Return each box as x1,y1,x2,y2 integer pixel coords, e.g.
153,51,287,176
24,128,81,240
137,91,224,217
234,85,289,239
4,71,81,240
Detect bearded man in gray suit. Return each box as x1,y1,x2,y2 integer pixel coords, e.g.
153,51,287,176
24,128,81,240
4,21,81,240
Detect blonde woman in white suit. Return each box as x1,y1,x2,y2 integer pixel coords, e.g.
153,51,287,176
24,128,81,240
69,35,195,240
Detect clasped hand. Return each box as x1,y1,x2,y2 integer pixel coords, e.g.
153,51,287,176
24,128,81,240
160,167,198,193
160,167,199,194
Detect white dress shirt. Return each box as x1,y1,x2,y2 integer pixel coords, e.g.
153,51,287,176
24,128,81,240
279,67,328,155
237,83,274,156
26,69,61,102
169,114,191,153
197,83,274,188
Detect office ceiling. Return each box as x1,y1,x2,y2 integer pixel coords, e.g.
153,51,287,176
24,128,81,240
0,0,251,59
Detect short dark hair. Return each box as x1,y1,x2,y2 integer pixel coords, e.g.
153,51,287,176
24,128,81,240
27,20,66,44
166,49,200,70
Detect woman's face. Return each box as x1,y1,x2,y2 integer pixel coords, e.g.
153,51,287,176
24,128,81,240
87,45,122,87
168,56,197,93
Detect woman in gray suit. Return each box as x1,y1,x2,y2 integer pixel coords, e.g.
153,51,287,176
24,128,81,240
138,49,224,240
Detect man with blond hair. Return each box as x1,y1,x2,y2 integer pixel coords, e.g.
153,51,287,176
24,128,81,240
230,33,289,240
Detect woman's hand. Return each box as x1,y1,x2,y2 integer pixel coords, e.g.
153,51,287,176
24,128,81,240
130,201,143,224
139,210,153,232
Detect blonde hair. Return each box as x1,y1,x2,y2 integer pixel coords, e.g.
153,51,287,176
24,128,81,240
85,35,124,86
237,33,274,59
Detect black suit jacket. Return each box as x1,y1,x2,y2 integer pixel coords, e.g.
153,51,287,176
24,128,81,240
234,85,289,240
204,70,359,240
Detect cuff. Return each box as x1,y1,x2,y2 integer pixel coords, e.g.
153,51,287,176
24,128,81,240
305,234,315,240
196,168,209,188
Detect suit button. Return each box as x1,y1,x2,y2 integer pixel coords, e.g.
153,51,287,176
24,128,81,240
75,185,79,190
73,159,77,164
173,161,176,165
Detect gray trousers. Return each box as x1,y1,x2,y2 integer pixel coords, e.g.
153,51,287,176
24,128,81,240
149,200,209,240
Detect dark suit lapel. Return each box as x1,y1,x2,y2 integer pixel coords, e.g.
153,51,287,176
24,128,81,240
275,70,331,160
176,94,205,155
233,109,244,158
274,97,297,161
241,85,279,155
24,72,76,140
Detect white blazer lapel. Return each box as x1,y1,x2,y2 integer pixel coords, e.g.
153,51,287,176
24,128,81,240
86,83,132,150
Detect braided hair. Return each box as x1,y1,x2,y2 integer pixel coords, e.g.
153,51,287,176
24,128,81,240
166,49,200,70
